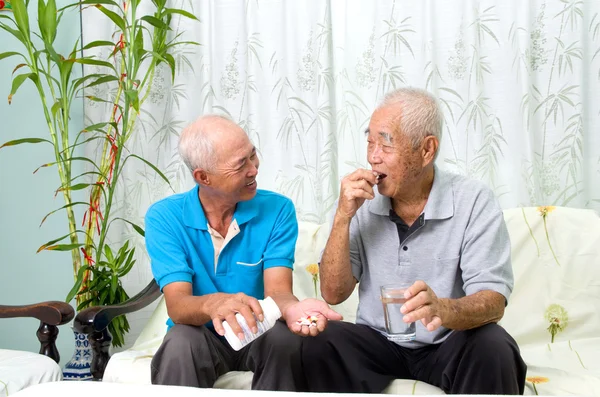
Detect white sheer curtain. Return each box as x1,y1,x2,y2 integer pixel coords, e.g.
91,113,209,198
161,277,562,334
82,0,600,348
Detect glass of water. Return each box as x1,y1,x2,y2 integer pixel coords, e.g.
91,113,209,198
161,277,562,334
380,283,416,341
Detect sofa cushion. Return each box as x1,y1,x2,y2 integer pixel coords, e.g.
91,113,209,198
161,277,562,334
0,349,62,396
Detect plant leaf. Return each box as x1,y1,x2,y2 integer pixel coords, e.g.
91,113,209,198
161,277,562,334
81,40,115,51
65,265,91,303
0,23,27,45
11,0,31,42
8,73,37,104
95,5,126,32
124,89,140,112
56,182,100,192
44,243,85,251
141,15,170,30
58,0,120,12
0,137,52,149
42,0,58,44
114,217,145,237
82,122,117,133
125,154,172,189
164,8,198,20
164,53,175,82
0,51,24,61
39,201,88,227
86,75,119,88
73,58,116,72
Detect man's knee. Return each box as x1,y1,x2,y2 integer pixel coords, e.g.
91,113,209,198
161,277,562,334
464,323,523,363
156,324,217,362
302,321,357,361
252,321,303,356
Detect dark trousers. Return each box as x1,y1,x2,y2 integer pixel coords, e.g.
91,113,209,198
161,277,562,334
301,321,527,395
151,321,306,391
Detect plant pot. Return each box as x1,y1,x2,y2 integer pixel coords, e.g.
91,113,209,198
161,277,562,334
62,327,93,381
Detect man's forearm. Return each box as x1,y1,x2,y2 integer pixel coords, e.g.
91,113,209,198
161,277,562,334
320,213,357,304
439,290,506,330
168,293,219,326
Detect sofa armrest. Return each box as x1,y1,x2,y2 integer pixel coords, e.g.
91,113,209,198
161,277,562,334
73,280,161,381
0,301,75,363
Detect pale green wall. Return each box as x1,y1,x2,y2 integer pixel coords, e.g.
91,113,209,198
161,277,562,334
0,2,84,365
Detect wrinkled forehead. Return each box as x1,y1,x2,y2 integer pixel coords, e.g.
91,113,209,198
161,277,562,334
367,107,403,143
215,134,254,165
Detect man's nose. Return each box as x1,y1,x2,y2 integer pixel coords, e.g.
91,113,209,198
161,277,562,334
368,146,382,163
248,159,259,175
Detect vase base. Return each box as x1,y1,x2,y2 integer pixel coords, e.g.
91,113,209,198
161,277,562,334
63,369,93,381
63,327,93,381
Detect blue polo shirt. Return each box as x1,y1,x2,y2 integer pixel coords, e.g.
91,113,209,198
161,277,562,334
145,186,298,327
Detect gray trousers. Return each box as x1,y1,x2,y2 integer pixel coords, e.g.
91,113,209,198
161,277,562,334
151,321,306,391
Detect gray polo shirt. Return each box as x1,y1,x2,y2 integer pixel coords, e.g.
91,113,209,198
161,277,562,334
349,166,513,348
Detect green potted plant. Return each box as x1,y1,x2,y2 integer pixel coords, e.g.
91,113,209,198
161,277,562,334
0,0,197,366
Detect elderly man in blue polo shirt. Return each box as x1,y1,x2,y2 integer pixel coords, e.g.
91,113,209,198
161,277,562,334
145,115,342,390
302,88,526,394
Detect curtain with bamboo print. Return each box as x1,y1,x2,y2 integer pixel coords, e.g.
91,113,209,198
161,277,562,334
82,0,600,348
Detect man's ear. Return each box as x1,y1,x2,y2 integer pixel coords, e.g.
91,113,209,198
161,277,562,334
422,136,439,166
193,168,210,186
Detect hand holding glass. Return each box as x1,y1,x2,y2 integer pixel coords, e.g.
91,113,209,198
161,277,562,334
380,284,416,341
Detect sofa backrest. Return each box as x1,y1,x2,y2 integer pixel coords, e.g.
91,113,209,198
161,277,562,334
136,206,600,349
291,207,600,347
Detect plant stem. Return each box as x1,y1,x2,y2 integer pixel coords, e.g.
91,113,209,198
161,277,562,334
27,45,82,297
522,208,540,256
543,216,561,266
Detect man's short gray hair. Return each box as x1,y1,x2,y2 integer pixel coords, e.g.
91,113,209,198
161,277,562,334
178,114,232,173
378,87,443,150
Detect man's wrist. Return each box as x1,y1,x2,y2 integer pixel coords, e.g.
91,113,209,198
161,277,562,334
333,210,353,226
438,298,454,325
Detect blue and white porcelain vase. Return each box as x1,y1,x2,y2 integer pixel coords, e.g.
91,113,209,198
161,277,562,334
62,327,93,381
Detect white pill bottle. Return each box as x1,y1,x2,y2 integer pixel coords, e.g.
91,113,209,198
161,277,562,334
222,296,282,351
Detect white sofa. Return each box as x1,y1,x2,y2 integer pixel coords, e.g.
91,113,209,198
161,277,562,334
103,207,600,395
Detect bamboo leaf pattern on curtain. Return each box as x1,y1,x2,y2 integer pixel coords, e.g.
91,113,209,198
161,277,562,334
81,0,600,349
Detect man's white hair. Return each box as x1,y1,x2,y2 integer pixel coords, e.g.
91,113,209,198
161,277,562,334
378,87,443,151
178,114,233,173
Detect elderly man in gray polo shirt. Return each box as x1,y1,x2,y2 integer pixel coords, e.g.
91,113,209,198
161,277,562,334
302,87,526,395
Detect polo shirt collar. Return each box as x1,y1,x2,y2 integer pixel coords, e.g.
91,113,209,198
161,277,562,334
368,165,454,220
183,185,259,230
423,165,454,220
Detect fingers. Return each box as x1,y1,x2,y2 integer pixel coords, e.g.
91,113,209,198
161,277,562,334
223,312,245,340
236,305,258,335
211,293,265,340
213,317,225,336
309,322,320,336
403,280,428,300
320,306,343,321
346,169,378,185
401,289,429,315
400,282,444,327
422,316,442,331
243,295,264,322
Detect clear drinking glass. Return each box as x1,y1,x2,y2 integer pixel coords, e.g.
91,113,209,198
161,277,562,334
380,283,416,341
